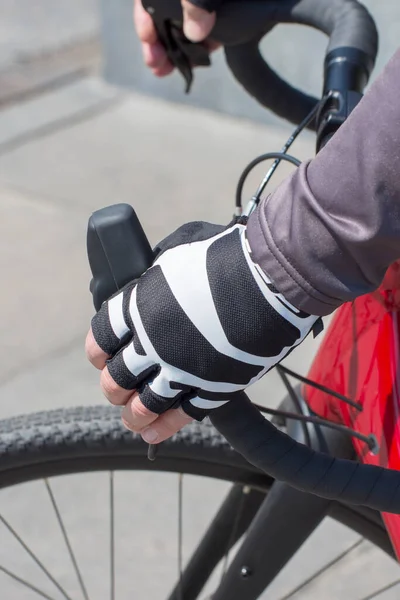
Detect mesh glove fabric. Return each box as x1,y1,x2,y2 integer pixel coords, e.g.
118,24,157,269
92,220,318,420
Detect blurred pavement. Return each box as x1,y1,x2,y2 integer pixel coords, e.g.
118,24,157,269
0,77,399,599
0,0,99,70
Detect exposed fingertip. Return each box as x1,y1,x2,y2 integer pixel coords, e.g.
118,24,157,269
152,61,174,77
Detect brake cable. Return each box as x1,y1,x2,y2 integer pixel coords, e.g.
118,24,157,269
253,401,378,453
234,104,377,453
278,365,362,411
235,101,321,216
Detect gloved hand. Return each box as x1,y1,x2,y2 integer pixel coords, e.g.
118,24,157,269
86,220,318,442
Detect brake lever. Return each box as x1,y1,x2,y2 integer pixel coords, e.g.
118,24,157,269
87,204,158,461
141,0,211,93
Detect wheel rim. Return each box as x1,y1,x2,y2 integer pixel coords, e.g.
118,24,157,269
0,409,397,600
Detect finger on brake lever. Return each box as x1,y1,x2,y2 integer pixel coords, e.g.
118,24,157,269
141,0,211,93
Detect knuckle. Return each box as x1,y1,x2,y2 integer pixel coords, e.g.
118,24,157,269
121,417,136,432
100,368,125,402
134,1,158,44
121,397,155,432
132,395,157,419
125,422,142,433
177,406,194,424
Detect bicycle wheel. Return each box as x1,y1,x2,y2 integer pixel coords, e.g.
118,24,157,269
0,405,397,600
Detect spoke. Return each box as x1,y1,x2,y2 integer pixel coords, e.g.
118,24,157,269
44,479,90,600
362,578,400,600
110,471,115,600
0,513,73,600
220,486,248,581
0,564,57,600
279,538,364,600
178,473,183,600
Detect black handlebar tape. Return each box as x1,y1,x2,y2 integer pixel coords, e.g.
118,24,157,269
210,395,400,514
139,0,377,125
142,0,377,126
144,0,377,59
225,42,318,129
216,0,378,127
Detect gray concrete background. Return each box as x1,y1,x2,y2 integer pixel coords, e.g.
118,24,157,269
100,1,400,127
0,0,99,70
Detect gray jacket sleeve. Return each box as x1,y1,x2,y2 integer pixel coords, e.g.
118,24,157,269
247,48,400,316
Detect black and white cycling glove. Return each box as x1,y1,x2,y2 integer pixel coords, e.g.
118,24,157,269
92,220,319,420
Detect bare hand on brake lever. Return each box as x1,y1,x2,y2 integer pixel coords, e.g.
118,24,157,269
133,0,217,77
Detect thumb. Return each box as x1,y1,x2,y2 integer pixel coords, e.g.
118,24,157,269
182,0,216,42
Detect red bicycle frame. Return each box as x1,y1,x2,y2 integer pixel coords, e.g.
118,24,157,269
306,260,400,557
